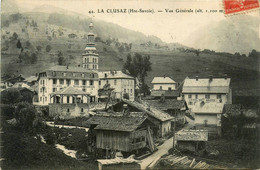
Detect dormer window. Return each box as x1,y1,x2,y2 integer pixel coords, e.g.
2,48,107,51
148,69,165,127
104,73,107,78
90,73,94,78
73,73,76,77
81,73,84,77
52,71,56,76
63,73,66,76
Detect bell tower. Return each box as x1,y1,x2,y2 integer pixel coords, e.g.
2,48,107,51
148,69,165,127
82,22,99,70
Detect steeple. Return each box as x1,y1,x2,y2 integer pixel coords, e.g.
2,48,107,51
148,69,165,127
82,22,99,70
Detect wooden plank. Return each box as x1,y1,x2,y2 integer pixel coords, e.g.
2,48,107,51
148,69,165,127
189,158,195,168
193,161,202,169
171,156,187,166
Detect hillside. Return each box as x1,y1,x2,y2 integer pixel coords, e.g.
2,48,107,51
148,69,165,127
183,15,260,54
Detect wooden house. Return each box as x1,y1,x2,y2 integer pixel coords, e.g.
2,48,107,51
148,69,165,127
175,130,208,154
144,99,188,125
112,99,174,137
85,112,155,153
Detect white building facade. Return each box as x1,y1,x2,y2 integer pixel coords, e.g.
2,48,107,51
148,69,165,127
182,76,232,111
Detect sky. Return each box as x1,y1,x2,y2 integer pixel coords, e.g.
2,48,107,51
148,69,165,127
15,0,260,44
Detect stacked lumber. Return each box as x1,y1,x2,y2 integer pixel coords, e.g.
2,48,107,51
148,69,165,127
160,154,223,169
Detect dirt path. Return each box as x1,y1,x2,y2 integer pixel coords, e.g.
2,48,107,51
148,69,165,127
140,137,173,169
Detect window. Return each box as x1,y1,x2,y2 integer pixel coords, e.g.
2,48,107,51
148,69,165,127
67,96,70,103
87,58,89,62
90,80,93,85
53,88,56,92
168,87,172,91
63,73,66,76
160,86,162,90
124,89,126,93
106,80,109,84
87,64,89,69
81,74,84,78
130,89,132,93
81,108,84,112
82,88,86,92
91,73,95,78
66,79,71,85
53,79,57,84
84,64,86,68
42,80,45,84
40,88,43,93
59,79,64,84
74,80,79,85
217,94,221,99
195,94,198,99
189,101,193,105
40,97,42,101
99,81,101,86
82,80,86,85
205,94,210,99
45,97,47,101
73,73,76,77
52,71,56,76
85,58,87,63
93,58,95,62
40,80,42,85
67,108,70,112
105,73,107,78
188,94,192,98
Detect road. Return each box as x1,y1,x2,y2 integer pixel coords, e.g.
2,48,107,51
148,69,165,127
140,116,195,169
140,137,173,169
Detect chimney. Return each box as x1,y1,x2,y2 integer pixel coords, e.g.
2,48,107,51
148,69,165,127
224,74,227,80
209,75,213,82
195,76,198,81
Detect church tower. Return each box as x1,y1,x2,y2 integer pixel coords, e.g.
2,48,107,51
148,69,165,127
82,22,99,70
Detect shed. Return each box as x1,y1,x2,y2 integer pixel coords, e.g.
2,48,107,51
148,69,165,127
175,130,208,154
112,99,174,137
84,112,156,153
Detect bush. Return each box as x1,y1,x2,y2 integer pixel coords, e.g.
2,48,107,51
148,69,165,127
46,45,52,52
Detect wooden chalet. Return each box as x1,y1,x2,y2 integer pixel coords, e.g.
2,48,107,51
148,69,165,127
85,112,155,153
112,99,174,137
144,99,188,125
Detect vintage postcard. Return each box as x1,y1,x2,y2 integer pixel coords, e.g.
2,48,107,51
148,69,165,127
1,0,259,169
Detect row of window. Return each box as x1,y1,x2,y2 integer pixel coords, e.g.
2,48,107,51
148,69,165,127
51,72,95,78
187,94,222,99
52,79,94,86
84,57,98,63
83,64,98,69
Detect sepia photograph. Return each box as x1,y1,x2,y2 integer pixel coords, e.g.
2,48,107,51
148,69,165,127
0,0,259,169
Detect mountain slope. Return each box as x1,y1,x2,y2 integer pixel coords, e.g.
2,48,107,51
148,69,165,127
183,15,260,54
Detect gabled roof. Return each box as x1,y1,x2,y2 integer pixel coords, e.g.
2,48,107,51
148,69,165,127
183,78,231,93
144,99,188,110
122,99,174,122
51,86,89,95
192,102,224,114
47,65,96,73
151,77,176,84
84,113,148,132
98,71,134,79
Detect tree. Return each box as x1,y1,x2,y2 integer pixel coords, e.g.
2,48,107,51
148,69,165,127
16,40,22,49
36,45,42,52
57,51,65,65
31,53,37,64
14,102,36,132
46,45,52,52
123,93,129,100
12,32,18,40
1,88,22,104
98,84,114,109
123,53,152,96
248,49,260,59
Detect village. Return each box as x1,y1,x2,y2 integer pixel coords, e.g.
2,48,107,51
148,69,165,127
1,19,259,169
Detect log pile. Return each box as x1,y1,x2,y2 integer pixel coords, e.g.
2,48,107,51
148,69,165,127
160,154,225,169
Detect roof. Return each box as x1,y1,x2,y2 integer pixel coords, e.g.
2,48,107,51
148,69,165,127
176,130,208,141
25,76,37,82
192,102,224,114
84,46,97,51
98,71,134,79
151,77,176,84
122,99,174,122
12,82,30,89
84,112,148,132
151,89,180,97
183,78,231,93
144,99,188,110
223,104,258,118
39,65,98,80
51,86,89,95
